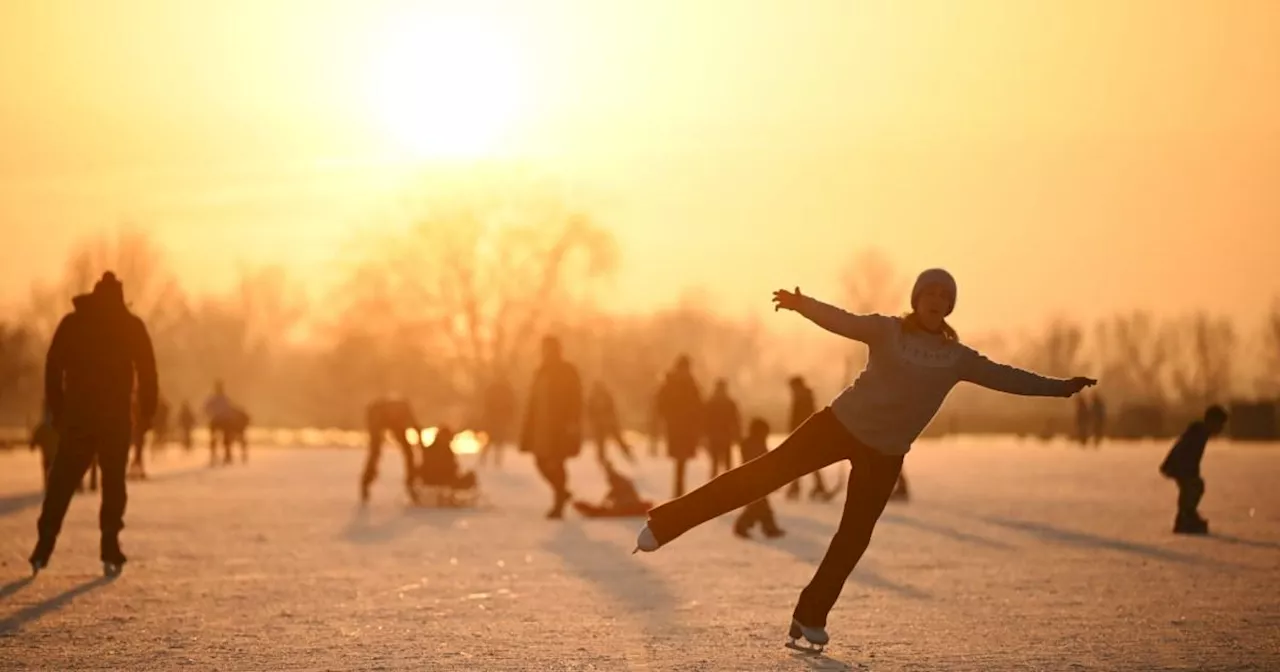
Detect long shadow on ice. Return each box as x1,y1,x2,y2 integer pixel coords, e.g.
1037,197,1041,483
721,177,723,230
0,575,116,635
973,515,1237,568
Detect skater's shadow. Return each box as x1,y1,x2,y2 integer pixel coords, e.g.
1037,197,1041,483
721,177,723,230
0,490,43,518
724,519,930,600
0,575,116,635
783,511,1011,551
339,505,462,544
791,651,859,671
543,521,679,627
974,515,1234,568
1208,534,1280,551
0,577,34,601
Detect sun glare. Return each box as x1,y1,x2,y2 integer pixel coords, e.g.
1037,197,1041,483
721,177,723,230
367,14,525,160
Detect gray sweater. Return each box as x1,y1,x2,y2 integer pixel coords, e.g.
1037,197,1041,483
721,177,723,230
795,296,1074,456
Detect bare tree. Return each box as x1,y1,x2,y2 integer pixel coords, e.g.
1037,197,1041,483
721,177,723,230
0,323,37,418
1094,311,1174,406
1167,312,1237,409
1018,319,1085,379
1260,299,1280,397
339,171,618,398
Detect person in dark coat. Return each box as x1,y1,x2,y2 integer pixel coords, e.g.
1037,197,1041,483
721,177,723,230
587,381,633,465
30,272,158,576
655,355,705,498
177,401,195,451
478,371,516,468
521,336,584,519
362,396,421,504
783,376,834,501
733,417,785,539
1159,405,1228,534
704,379,741,479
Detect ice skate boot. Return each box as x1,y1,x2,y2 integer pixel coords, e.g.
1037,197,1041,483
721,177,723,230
632,523,659,554
1173,515,1209,535
29,538,53,577
786,618,829,654
29,558,47,576
101,537,127,578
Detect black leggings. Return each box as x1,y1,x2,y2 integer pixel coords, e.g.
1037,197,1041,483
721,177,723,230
647,408,903,627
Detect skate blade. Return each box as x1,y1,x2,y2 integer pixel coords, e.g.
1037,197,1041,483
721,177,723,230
785,639,824,655
103,563,123,578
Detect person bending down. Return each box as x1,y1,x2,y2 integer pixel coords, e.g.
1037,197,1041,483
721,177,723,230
573,459,653,518
632,268,1096,651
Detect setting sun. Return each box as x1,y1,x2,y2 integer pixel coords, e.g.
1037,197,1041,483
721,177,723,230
366,13,526,160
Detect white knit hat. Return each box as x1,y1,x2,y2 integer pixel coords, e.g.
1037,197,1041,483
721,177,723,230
911,268,957,315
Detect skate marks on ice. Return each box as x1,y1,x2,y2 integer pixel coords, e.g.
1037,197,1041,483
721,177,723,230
0,575,116,635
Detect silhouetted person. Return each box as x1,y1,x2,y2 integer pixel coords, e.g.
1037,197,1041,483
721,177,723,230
362,396,421,504
1090,393,1107,446
129,392,149,480
704,379,741,479
151,394,170,450
224,405,250,463
520,336,583,519
417,425,478,495
1159,405,1227,535
1074,393,1092,446
177,401,195,451
783,376,833,501
30,272,158,576
655,355,704,498
733,417,784,539
204,380,237,466
572,459,652,517
587,381,633,465
479,372,516,467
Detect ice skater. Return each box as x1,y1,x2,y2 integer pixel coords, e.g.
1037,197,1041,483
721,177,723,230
586,381,634,465
654,355,705,498
732,417,784,540
572,459,653,518
29,272,158,577
361,396,421,504
1159,404,1227,534
704,379,742,479
520,336,584,519
783,375,835,502
633,269,1096,652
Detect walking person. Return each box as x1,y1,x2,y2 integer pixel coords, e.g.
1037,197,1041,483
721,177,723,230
633,269,1096,651
654,355,705,498
520,336,584,519
783,375,834,501
704,379,741,479
29,272,159,577
586,381,634,465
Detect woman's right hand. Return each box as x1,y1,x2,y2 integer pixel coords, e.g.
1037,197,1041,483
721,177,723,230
772,287,805,312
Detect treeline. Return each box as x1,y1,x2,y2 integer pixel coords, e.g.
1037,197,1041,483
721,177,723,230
2,173,1277,439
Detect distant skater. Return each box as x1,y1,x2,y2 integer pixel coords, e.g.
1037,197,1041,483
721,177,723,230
784,376,834,501
30,272,158,577
478,372,516,468
587,381,634,465
362,396,421,504
704,379,741,479
655,355,704,498
732,417,784,540
1159,405,1227,535
520,336,584,519
634,269,1096,652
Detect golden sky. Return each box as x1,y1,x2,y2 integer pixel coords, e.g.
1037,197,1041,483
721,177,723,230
2,0,1278,334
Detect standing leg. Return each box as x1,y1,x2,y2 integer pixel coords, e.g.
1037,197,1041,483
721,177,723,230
759,496,785,537
360,430,384,503
647,410,857,546
209,424,218,466
397,433,419,504
733,498,762,536
792,445,903,628
612,427,635,462
535,455,569,518
673,457,687,498
32,432,97,565
97,431,131,565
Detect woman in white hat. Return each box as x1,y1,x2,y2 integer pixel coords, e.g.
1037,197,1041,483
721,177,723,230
633,268,1097,651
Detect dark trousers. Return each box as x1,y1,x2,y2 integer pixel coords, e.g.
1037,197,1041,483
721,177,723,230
34,426,131,562
361,429,417,499
672,457,690,498
648,409,903,627
1176,476,1205,520
535,455,569,513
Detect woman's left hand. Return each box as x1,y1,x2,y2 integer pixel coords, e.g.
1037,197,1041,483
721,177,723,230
1064,377,1098,396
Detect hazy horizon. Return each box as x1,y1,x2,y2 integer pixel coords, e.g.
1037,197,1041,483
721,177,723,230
3,0,1278,335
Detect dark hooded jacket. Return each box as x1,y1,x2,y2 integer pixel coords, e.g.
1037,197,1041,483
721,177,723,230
521,358,583,459
46,288,158,433
656,368,704,459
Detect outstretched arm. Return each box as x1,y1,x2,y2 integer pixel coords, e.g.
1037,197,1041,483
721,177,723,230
773,287,885,344
960,352,1095,398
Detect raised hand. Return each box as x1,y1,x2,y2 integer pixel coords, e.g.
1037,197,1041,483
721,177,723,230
1064,377,1098,396
772,287,805,312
